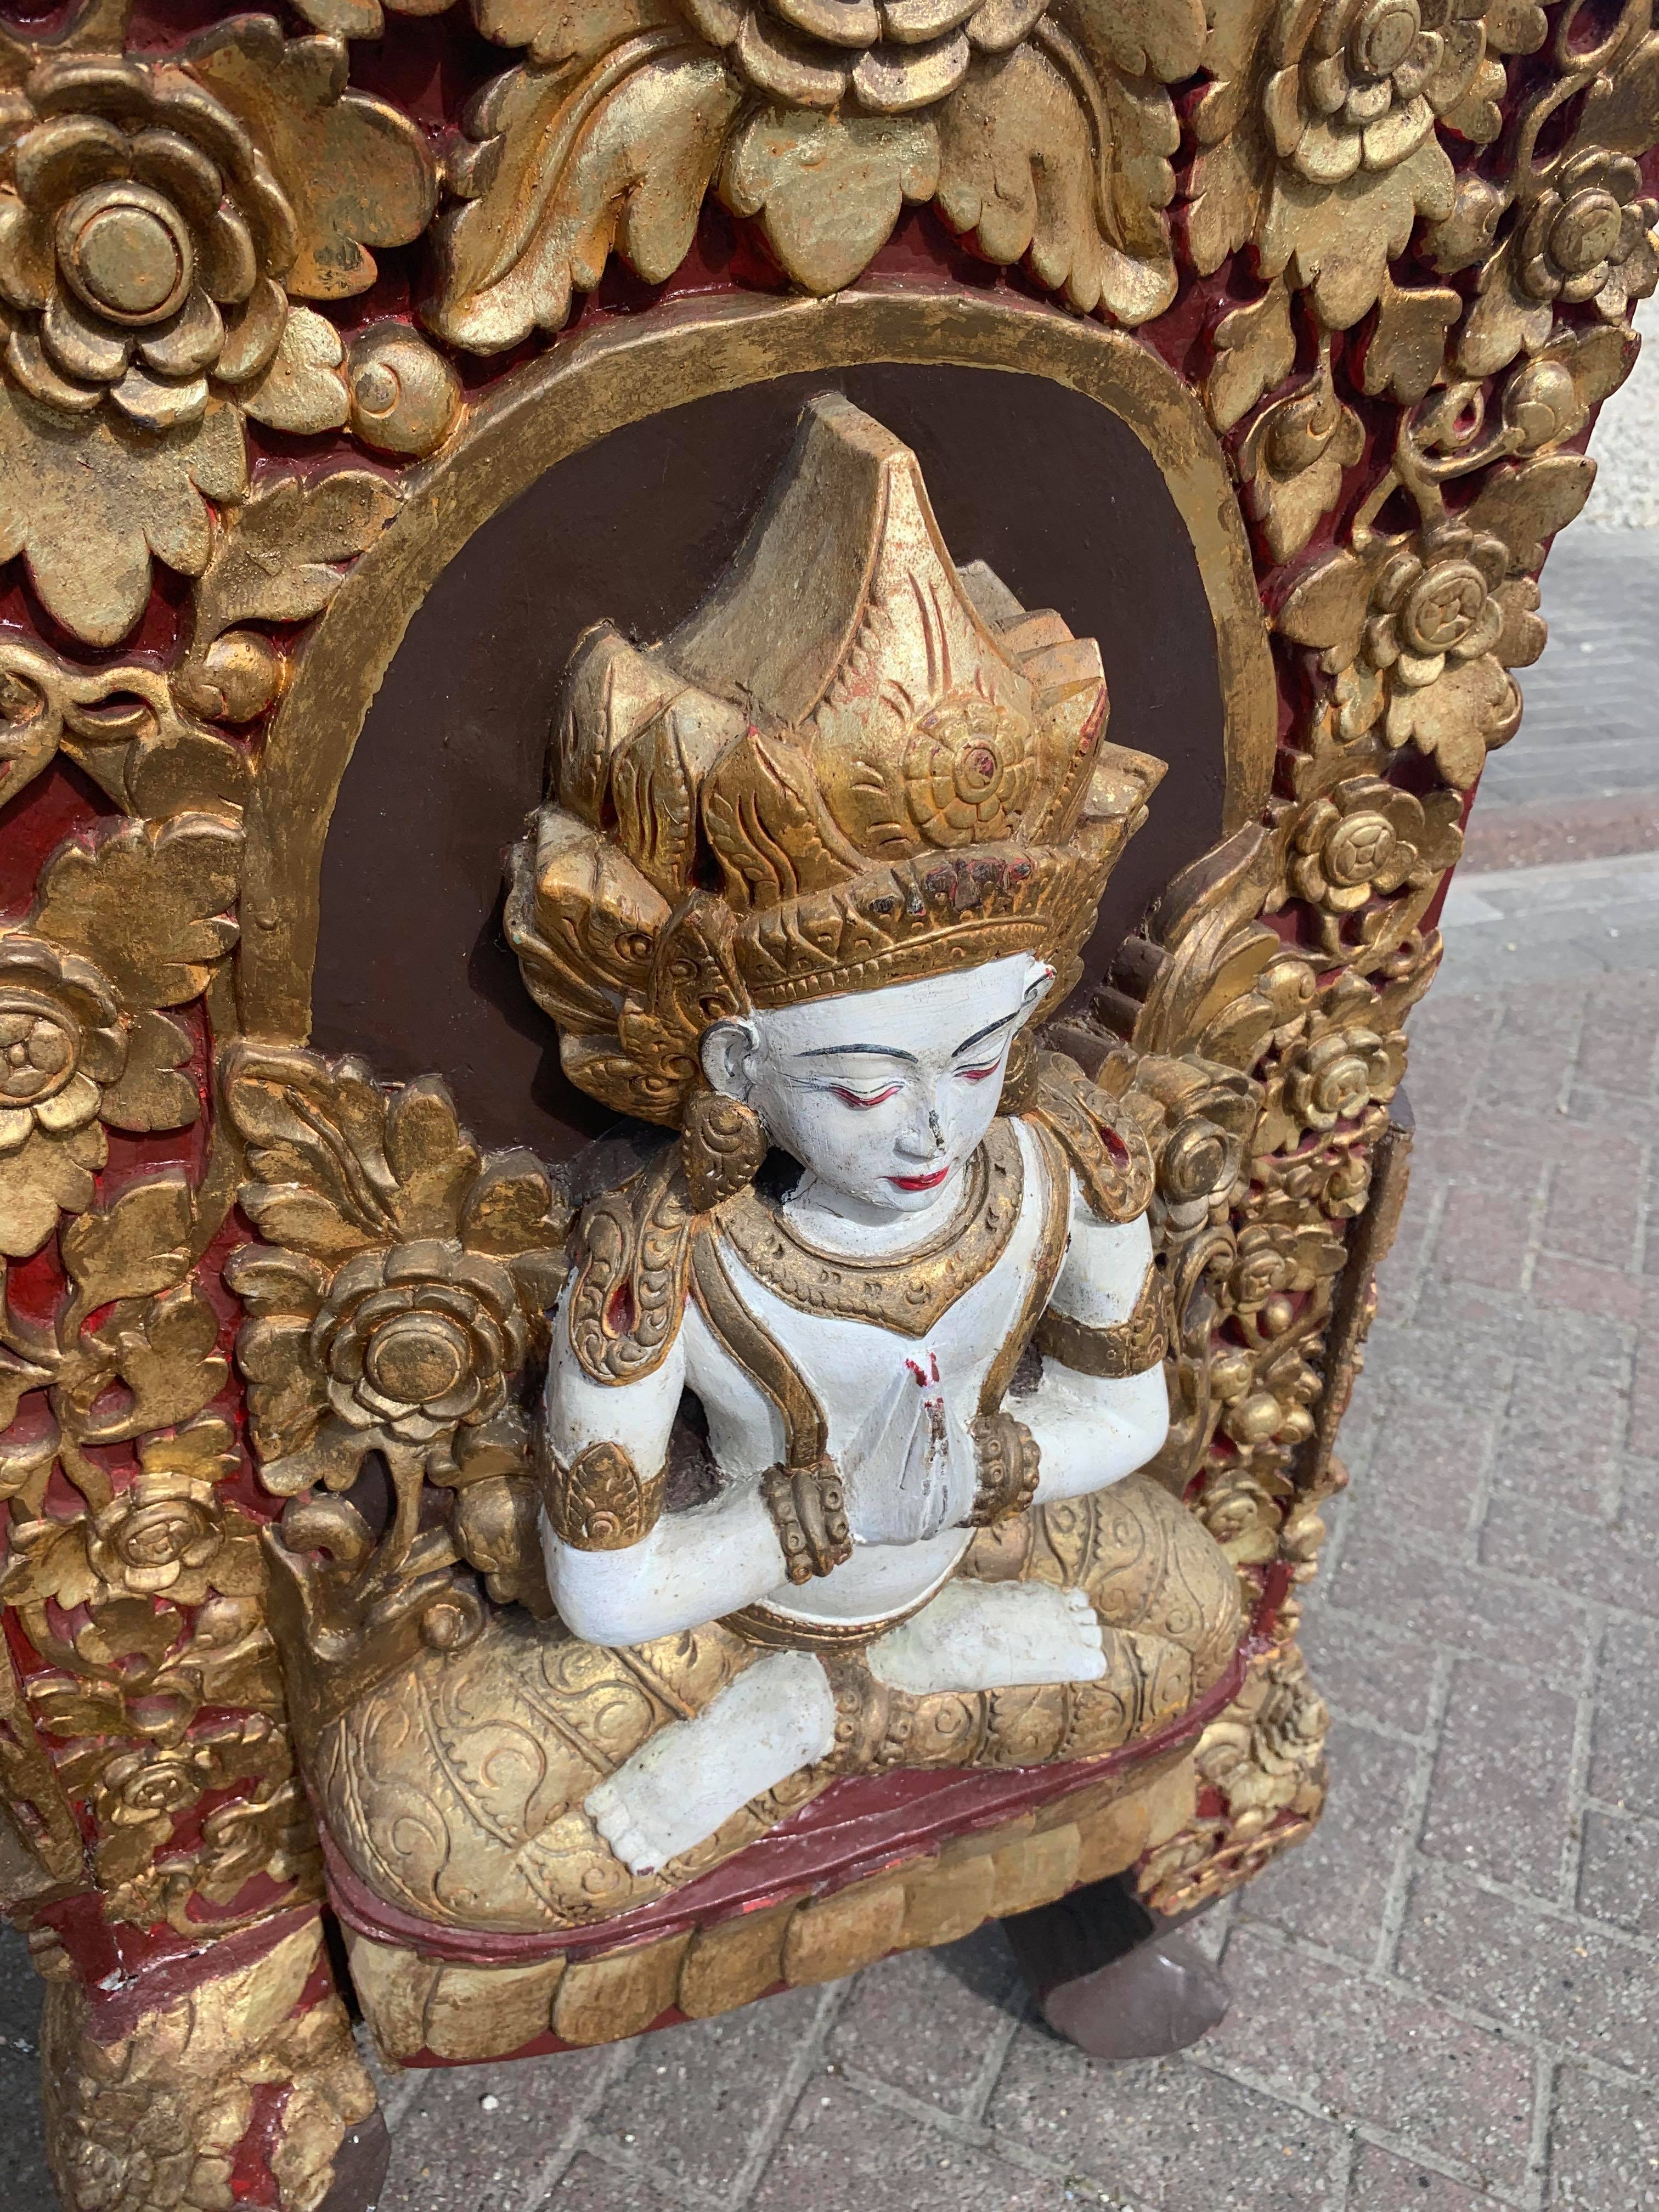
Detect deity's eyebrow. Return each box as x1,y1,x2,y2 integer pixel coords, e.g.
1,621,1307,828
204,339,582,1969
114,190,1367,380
951,1011,1023,1059
792,1042,920,1064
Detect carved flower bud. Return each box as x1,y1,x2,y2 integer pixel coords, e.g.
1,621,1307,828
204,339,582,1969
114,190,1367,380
1159,1114,1242,1211
1502,358,1578,451
176,632,286,723
347,322,462,458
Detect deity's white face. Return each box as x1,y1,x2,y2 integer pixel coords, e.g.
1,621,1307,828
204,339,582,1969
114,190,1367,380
702,953,1052,1220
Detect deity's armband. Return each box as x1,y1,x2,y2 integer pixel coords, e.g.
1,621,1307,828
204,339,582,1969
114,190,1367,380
540,1438,667,1551
1035,1261,1172,1379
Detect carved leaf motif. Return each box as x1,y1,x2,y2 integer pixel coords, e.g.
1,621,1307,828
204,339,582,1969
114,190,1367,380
0,393,247,648
461,1149,566,1256
34,815,243,1012
187,471,400,649
1258,140,1457,330
1108,827,1285,1064
476,0,674,65
0,1127,103,1260
228,1048,402,1260
0,644,245,821
223,1046,554,1267
720,110,939,296
1360,277,1462,406
288,0,393,33
383,1079,482,1240
1207,281,1296,433
428,33,742,352
1573,31,1659,158
936,40,1178,322
1277,550,1374,668
185,19,439,300
1060,0,1206,83
1463,455,1598,574
1184,0,1278,275
236,308,351,436
1384,653,1517,789
74,1288,229,1445
0,1356,54,1436
1240,373,1364,563
99,1012,200,1136
60,1175,195,1313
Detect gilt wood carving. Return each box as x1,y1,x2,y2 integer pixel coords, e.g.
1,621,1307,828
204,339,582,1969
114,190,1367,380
0,1,1651,2205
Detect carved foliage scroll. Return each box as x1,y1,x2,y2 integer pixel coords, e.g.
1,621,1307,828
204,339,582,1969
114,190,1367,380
0,0,1651,2140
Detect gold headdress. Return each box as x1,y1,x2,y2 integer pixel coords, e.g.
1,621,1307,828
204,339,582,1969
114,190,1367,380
507,396,1166,1127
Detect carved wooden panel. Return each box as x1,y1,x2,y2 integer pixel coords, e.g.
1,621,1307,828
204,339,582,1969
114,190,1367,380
0,1,1651,2204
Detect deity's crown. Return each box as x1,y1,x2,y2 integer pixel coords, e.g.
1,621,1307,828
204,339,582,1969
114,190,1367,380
507,395,1166,1126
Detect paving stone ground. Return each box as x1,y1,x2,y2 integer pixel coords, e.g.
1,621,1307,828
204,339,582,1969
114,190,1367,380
4,484,1656,2212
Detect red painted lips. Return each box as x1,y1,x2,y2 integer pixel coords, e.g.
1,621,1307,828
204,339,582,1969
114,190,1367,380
888,1165,952,1192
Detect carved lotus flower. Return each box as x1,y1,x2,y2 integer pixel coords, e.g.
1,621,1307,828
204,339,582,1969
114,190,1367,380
86,1472,225,1602
0,931,125,1257
94,1742,204,1829
0,930,124,1149
1514,151,1656,313
1264,0,1492,186
1279,520,1542,787
1347,531,1516,750
680,0,1046,112
1199,1462,1285,1565
0,55,297,430
238,1236,529,1492
1286,775,1463,922
1229,1221,1301,1310
1190,0,1541,328
899,700,1038,845
1459,150,1659,376
1205,1655,1328,1829
1284,1024,1396,1130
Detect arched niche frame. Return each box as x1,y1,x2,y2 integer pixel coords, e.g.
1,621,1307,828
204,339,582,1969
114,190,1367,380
239,286,1277,1157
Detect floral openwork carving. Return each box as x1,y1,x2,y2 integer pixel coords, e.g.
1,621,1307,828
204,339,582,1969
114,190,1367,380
0,0,1650,2200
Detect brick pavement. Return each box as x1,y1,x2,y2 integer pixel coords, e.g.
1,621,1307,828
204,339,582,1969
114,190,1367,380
4,554,1657,2212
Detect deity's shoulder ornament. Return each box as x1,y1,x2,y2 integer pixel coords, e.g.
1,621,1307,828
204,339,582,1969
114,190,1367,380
1023,1050,1155,1224
566,1147,698,1386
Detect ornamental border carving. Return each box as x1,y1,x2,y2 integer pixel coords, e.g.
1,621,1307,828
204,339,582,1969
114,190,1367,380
0,0,1653,2185
239,287,1279,1041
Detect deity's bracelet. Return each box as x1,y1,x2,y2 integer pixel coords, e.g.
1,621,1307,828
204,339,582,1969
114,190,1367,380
967,1412,1041,1527
760,1458,853,1584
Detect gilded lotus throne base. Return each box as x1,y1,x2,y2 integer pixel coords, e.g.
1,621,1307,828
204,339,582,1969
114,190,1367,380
0,0,1650,2204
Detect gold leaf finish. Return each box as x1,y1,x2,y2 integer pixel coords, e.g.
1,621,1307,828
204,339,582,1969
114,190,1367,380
310,1475,1239,1933
0,0,1652,2156
43,1917,375,2212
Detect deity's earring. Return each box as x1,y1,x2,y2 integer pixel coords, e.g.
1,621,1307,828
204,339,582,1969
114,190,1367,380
680,1087,769,1210
1000,1028,1039,1114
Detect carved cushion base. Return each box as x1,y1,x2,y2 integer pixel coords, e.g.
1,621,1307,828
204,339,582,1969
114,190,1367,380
309,1476,1242,1938
345,1752,1201,2066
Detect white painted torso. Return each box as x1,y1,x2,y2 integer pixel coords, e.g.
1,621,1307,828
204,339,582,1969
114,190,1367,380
686,1116,1057,1629
542,1114,1165,1651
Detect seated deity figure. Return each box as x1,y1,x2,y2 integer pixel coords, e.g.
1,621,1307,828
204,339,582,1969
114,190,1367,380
318,396,1241,1934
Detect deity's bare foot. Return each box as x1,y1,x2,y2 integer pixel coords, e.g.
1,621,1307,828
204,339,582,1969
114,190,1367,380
586,1650,838,1876
867,1578,1106,1695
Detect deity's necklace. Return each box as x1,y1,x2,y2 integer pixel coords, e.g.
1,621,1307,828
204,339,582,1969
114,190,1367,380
718,1119,1025,1336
